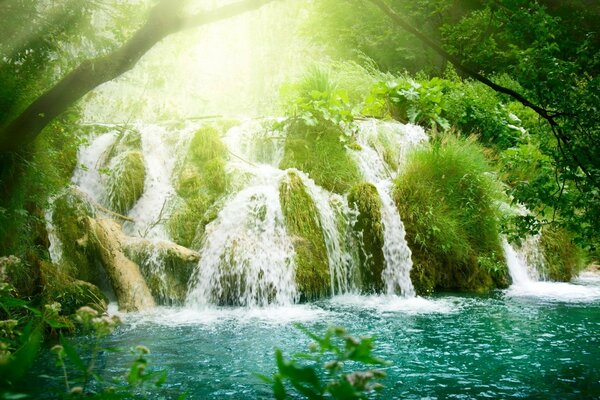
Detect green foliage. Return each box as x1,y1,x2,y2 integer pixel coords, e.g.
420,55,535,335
0,115,84,262
280,171,330,301
279,118,361,194
394,135,509,294
261,325,388,400
363,76,524,148
348,183,384,293
51,307,168,399
51,188,103,285
168,125,229,248
105,150,146,215
40,261,107,317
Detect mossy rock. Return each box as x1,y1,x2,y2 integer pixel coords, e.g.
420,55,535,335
105,150,146,215
348,183,385,293
169,125,229,247
540,226,586,281
280,171,330,300
41,261,107,316
126,245,196,305
279,120,361,194
52,188,104,285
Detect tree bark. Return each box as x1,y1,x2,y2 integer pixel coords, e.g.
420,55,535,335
0,0,277,151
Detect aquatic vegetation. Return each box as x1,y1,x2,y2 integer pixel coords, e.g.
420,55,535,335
348,183,384,293
394,135,509,294
280,171,330,300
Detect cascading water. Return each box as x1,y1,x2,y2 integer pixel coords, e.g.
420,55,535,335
186,167,298,307
351,119,428,297
503,237,600,300
186,120,360,306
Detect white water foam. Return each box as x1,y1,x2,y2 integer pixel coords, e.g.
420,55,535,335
328,294,457,315
503,239,600,302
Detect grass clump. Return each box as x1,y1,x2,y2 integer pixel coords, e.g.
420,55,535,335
348,183,385,293
394,135,509,294
540,226,587,282
105,150,146,215
40,261,107,316
168,125,229,248
280,170,330,300
279,119,361,194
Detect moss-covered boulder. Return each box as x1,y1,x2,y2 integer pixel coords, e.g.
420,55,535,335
40,261,107,316
51,188,105,285
280,171,330,300
124,240,198,305
394,136,509,295
279,120,361,194
168,125,229,247
105,150,146,215
348,183,385,293
540,226,586,281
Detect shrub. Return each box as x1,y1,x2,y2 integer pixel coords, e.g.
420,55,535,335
394,134,509,294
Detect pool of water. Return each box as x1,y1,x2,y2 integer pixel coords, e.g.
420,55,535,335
31,274,600,399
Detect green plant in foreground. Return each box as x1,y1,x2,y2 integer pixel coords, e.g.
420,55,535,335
260,325,389,399
51,306,169,399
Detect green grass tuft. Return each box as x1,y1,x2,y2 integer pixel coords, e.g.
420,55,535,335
279,120,361,194
540,226,587,281
394,134,509,294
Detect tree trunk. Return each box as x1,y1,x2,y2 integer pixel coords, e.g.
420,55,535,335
0,0,276,152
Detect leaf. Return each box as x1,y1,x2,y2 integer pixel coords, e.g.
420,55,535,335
60,335,87,373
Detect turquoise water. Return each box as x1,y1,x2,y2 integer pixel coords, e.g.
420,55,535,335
32,275,600,399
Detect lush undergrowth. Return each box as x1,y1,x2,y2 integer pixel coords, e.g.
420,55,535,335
394,135,509,294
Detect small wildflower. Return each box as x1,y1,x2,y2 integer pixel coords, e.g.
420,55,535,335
51,344,64,355
69,386,84,395
135,345,150,355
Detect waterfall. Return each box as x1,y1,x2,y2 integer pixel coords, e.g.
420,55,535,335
185,167,298,307
351,119,428,297
71,129,118,202
124,124,193,239
502,238,536,287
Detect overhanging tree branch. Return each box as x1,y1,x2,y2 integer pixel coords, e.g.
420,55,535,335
366,0,596,184
0,0,277,152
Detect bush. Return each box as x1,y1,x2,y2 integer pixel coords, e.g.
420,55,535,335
394,135,509,294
